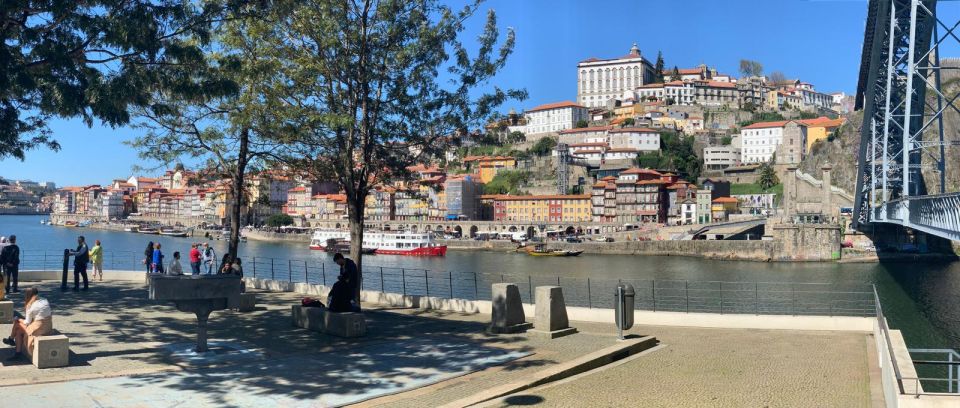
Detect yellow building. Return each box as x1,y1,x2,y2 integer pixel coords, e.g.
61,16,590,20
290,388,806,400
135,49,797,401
710,197,739,222
463,156,517,183
798,117,845,151
493,194,592,222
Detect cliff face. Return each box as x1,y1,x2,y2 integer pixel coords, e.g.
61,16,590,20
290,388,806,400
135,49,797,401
803,58,960,196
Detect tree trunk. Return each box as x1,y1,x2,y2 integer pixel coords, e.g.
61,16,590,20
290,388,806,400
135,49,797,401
348,199,365,304
228,130,250,262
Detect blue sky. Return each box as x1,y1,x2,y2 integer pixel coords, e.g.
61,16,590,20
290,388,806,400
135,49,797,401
3,0,875,186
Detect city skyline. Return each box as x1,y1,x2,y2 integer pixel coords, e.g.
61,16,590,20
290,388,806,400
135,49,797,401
3,0,872,186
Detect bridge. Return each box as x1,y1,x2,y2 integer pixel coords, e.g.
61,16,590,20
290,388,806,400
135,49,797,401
854,0,960,242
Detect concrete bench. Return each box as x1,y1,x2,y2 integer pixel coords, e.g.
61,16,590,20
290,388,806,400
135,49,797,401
235,293,257,312
291,305,366,338
0,301,12,323
24,330,70,369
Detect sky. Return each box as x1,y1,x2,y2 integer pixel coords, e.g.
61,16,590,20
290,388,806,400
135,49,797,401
2,0,879,186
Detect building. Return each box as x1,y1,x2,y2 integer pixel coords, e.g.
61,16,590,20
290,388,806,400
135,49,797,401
462,156,516,183
663,65,712,82
594,167,671,224
736,76,766,109
797,116,846,151
711,197,739,222
559,127,661,165
679,198,697,225
695,189,713,224
490,194,592,222
701,179,731,199
509,101,588,136
739,120,807,164
703,146,740,170
577,43,657,108
445,175,482,220
693,80,738,107
634,81,695,105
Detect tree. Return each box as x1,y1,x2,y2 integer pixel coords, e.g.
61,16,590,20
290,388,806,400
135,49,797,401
265,214,294,227
128,2,283,262
768,71,787,85
506,131,526,143
1,1,229,160
575,119,589,128
739,59,763,78
758,162,779,191
483,170,531,194
670,66,682,82
654,51,665,83
622,118,635,127
720,135,733,145
529,137,558,156
742,101,757,112
262,0,525,302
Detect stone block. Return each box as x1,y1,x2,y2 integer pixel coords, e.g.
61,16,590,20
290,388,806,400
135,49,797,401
32,335,70,369
0,301,12,323
488,283,531,334
529,286,577,339
235,293,257,312
291,305,366,338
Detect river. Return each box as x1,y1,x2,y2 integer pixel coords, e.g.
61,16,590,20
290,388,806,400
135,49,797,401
2,215,959,349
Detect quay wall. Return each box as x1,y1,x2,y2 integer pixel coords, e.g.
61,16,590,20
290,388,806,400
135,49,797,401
244,230,311,243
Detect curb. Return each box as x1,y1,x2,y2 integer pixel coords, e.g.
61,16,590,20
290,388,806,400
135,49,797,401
439,335,659,408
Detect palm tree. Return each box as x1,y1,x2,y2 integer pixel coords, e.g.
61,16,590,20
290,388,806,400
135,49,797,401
758,162,779,191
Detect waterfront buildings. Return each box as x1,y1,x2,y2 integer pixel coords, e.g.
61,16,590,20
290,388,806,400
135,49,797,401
739,120,808,164
445,175,483,220
577,44,658,108
462,156,516,183
798,116,846,150
508,101,589,137
558,126,661,165
488,194,593,222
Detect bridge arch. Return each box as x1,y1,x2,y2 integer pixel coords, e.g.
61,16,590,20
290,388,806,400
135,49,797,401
527,226,536,238
469,225,479,238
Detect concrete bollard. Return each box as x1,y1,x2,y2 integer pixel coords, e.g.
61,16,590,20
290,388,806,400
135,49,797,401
529,286,577,339
0,301,13,323
488,283,532,334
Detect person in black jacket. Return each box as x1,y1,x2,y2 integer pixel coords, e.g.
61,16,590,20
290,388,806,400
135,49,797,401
1,235,19,294
143,241,154,273
69,236,90,291
326,275,353,313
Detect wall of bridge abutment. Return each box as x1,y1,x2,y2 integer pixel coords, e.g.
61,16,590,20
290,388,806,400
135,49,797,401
859,222,958,254
307,220,617,237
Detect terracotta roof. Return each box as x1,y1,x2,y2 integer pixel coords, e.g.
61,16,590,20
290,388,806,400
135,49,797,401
609,127,659,134
527,101,584,113
493,194,591,201
559,125,612,134
573,150,604,155
569,142,608,147
741,120,792,130
712,197,739,203
288,186,307,192
798,117,845,128
638,83,664,89
592,182,606,188
606,148,639,153
663,68,704,75
601,176,617,181
620,168,662,176
696,80,736,89
663,80,688,87
637,179,668,185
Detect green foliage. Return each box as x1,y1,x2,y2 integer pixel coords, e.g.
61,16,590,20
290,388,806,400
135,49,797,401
529,137,557,157
265,214,294,227
720,135,732,145
634,131,702,180
1,1,228,160
742,101,757,112
507,131,526,143
731,182,783,203
670,66,681,82
483,170,531,194
575,120,589,128
654,51,665,83
738,111,785,128
622,118,635,127
758,162,780,191
739,59,763,77
799,111,819,119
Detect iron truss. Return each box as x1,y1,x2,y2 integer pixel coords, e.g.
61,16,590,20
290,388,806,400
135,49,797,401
854,0,960,241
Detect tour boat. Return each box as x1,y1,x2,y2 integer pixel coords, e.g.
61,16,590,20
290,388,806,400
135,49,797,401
160,227,189,237
64,221,78,227
524,244,583,257
123,226,139,232
138,226,159,234
309,229,447,256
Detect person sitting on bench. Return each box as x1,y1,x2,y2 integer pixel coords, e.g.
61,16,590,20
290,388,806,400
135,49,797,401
3,287,53,361
327,275,354,313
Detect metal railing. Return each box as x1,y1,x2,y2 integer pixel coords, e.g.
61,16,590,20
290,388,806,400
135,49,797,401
19,250,877,317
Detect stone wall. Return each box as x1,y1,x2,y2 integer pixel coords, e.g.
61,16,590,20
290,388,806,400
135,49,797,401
769,223,842,261
245,230,311,243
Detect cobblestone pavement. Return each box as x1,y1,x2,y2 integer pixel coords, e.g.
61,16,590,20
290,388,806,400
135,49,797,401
483,323,877,408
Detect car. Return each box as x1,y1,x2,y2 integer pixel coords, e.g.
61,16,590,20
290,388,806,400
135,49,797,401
565,236,582,243
595,236,614,242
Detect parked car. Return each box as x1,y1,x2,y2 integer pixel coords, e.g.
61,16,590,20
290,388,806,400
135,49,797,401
595,236,614,242
565,236,582,243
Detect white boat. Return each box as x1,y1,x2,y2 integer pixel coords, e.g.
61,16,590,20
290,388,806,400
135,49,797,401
309,229,447,256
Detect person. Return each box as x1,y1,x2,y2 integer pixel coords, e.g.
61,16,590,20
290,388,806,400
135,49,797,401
152,243,164,274
89,239,103,281
1,235,20,295
69,236,90,291
0,237,7,298
2,287,52,360
168,251,184,275
326,274,353,313
188,243,202,275
202,243,216,274
143,241,154,273
333,253,358,300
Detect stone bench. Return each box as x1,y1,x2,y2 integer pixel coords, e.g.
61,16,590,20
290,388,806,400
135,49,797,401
0,301,12,323
291,305,366,338
235,293,257,312
24,330,70,369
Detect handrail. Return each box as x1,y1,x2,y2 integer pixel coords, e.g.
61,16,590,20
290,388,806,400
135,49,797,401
875,286,906,394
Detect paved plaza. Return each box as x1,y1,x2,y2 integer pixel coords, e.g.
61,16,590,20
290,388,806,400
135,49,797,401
0,279,882,407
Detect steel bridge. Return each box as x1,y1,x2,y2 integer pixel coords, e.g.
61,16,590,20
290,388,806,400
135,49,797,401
854,0,960,241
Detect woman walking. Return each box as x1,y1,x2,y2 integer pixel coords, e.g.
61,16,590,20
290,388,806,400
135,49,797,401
143,241,154,273
151,243,164,274
89,240,103,281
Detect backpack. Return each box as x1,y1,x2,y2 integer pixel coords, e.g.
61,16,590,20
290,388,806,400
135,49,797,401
301,297,325,308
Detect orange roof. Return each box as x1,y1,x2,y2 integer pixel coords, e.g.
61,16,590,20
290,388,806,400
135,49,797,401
609,127,658,134
638,83,664,89
696,80,736,89
601,176,617,181
573,150,604,155
559,125,612,134
741,120,792,130
606,148,639,153
620,167,662,176
288,186,307,192
712,197,739,203
527,101,584,113
569,142,608,147
798,117,845,128
493,194,591,201
592,182,606,188
637,179,668,185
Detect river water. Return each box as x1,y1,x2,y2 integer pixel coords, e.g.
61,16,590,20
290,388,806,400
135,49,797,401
2,215,959,349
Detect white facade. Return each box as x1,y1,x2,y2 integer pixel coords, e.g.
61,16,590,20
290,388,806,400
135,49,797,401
100,191,125,219
740,124,785,164
577,44,657,108
633,81,695,106
680,200,697,225
607,128,661,152
703,146,740,169
512,101,588,135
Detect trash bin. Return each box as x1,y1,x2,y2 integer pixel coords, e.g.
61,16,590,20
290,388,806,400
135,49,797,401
615,283,635,338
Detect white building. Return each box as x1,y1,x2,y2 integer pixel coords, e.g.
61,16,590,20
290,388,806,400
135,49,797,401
680,199,697,225
739,120,807,164
577,43,657,108
511,101,588,136
100,190,125,219
634,81,695,106
559,127,660,165
607,127,661,152
703,146,740,170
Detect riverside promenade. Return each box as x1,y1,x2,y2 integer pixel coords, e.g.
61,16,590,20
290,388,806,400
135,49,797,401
0,271,889,407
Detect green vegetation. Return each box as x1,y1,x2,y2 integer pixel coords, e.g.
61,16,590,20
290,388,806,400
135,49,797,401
265,214,294,227
506,131,526,143
670,66,681,82
798,111,819,119
654,51,665,83
738,111,785,128
634,131,702,180
622,118,635,127
575,120,589,128
720,135,732,145
758,162,780,190
529,136,557,156
731,182,783,201
483,170,532,195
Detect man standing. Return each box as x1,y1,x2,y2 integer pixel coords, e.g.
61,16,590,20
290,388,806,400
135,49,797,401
1,235,20,294
202,243,216,274
333,253,359,306
189,243,202,275
70,236,90,291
